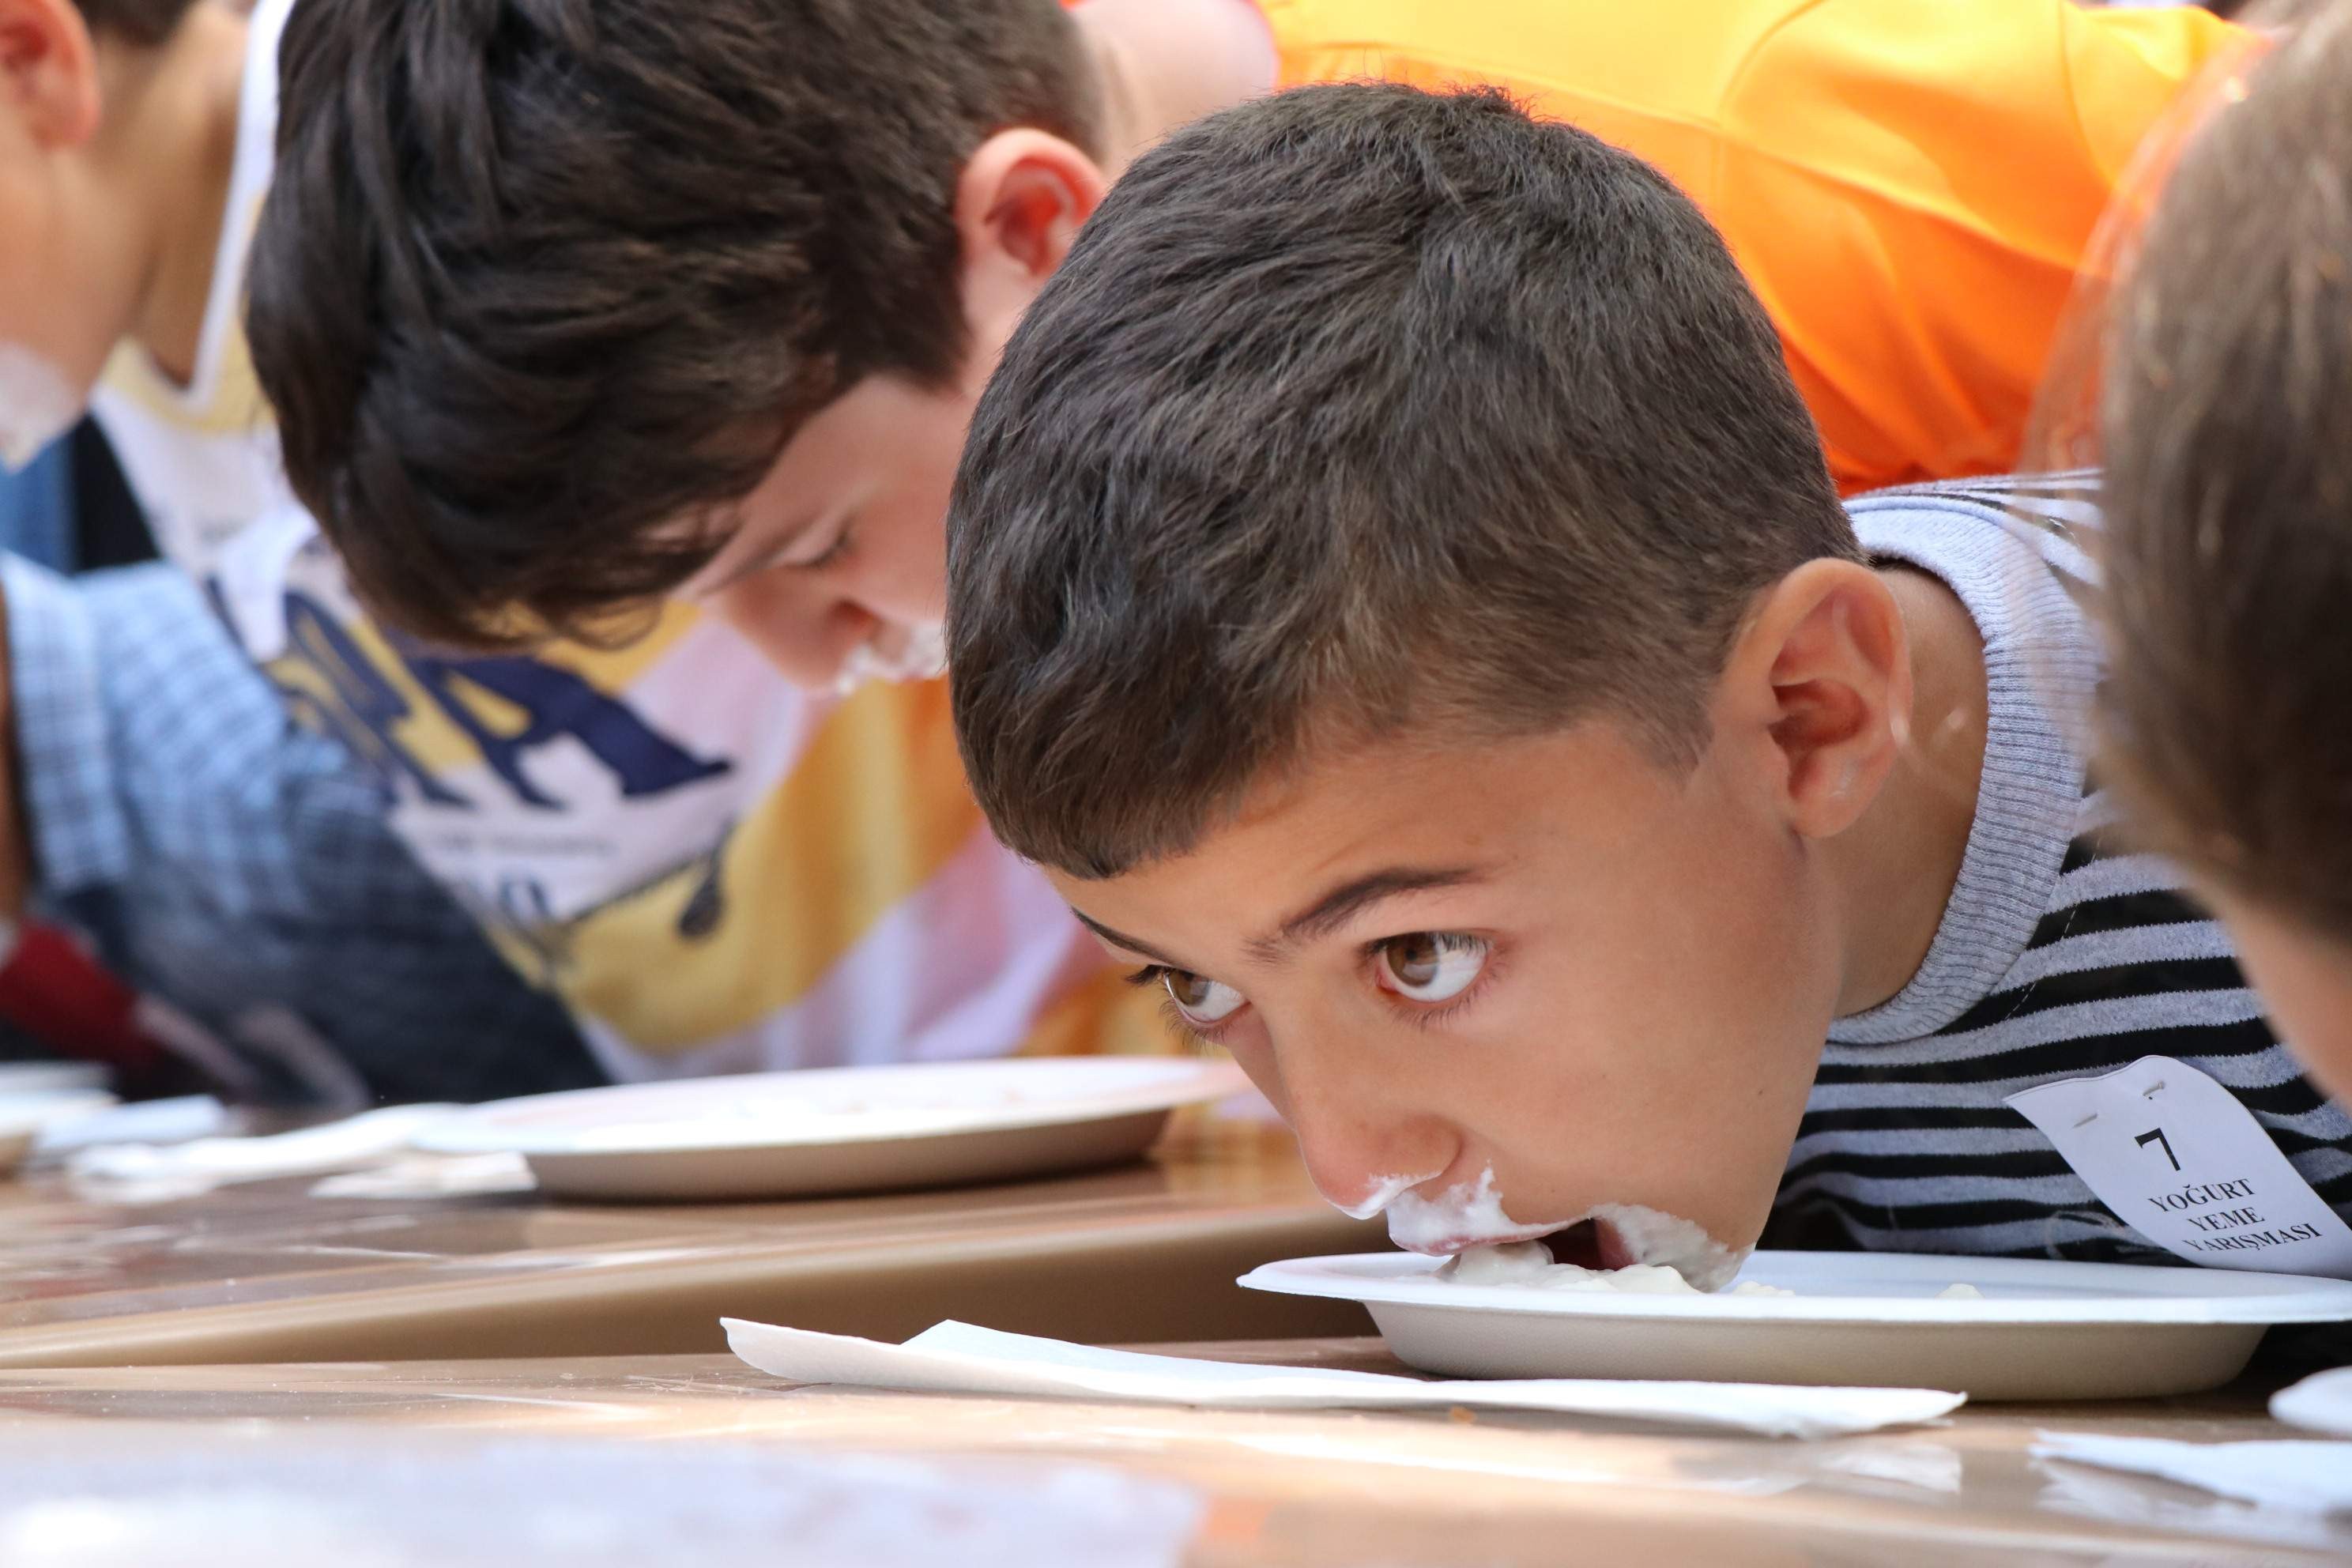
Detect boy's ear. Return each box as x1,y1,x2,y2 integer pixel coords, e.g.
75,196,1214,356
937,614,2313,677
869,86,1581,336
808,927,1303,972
951,128,1109,360
1719,559,1911,840
0,0,101,149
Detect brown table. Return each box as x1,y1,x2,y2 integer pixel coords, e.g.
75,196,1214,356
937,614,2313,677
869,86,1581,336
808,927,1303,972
0,1116,1379,1366
0,1340,2340,1563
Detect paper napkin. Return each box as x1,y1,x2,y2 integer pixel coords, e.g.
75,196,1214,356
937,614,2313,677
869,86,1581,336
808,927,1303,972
2274,1366,2352,1438
66,1104,458,1201
2034,1434,2352,1515
725,1317,1963,1439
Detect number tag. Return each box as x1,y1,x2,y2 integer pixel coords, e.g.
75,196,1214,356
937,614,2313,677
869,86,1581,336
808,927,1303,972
2007,1056,2352,1278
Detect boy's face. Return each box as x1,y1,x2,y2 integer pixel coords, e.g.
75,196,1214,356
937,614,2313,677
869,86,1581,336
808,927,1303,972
676,126,1103,691
1046,720,1842,1266
2207,894,2352,1116
677,364,983,691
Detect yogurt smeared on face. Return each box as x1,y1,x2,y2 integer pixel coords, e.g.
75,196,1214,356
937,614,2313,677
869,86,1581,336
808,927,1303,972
0,344,81,473
1582,1202,1748,1292
834,621,948,695
1380,1166,1542,1253
1337,1164,1755,1291
1332,1170,1443,1223
1444,1241,1792,1297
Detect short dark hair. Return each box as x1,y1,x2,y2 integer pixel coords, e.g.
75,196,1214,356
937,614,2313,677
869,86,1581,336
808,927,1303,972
948,84,1853,880
2097,8,2352,941
245,0,1099,649
71,0,198,46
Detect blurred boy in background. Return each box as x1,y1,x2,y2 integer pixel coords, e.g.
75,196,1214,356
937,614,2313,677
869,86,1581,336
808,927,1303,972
2091,5,2352,1107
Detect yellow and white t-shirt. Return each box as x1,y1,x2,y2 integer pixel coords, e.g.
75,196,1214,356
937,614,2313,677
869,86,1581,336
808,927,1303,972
88,0,1170,1081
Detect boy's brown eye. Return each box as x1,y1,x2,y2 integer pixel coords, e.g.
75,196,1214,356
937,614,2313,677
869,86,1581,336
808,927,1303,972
1164,969,1246,1026
1375,933,1487,1004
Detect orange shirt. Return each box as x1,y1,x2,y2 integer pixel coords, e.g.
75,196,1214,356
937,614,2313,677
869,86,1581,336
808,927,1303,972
1255,0,2239,492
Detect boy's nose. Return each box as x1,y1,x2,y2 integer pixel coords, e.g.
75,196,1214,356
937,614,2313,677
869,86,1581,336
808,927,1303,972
714,579,876,691
1287,1102,1461,1223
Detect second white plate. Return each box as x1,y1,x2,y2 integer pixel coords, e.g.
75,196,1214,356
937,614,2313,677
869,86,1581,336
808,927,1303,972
1238,1250,2352,1400
415,1057,1249,1201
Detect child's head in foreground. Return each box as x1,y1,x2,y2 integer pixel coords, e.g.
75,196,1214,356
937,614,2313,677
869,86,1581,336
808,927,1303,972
0,0,217,466
949,84,1914,1274
2098,8,2352,1105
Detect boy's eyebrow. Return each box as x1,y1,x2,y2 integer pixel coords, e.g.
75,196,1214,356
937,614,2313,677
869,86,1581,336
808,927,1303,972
1252,865,1487,961
689,529,808,599
1070,864,1487,974
1070,909,1185,968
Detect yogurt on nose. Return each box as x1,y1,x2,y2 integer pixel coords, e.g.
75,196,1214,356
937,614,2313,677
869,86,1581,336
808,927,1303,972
1330,1170,1442,1223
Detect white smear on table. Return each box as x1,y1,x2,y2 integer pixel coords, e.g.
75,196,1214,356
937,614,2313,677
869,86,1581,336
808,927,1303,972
310,1152,536,1200
2034,1433,2352,1516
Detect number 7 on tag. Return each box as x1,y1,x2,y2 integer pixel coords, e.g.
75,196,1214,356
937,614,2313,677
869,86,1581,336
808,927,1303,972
2007,1056,2352,1279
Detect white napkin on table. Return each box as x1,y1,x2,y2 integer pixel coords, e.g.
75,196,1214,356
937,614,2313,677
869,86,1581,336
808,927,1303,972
66,1104,458,1202
32,1095,226,1153
724,1317,1963,1439
2273,1366,2352,1438
2033,1433,2352,1515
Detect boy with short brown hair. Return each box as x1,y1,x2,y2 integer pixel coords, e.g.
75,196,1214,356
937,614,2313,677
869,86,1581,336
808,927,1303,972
944,82,2352,1278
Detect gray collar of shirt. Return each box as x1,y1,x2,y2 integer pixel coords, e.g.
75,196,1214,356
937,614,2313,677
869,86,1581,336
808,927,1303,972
1826,494,2098,1046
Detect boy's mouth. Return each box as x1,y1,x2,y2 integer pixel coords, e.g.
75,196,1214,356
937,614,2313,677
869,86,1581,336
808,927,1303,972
1368,1168,1743,1285
1533,1217,1636,1272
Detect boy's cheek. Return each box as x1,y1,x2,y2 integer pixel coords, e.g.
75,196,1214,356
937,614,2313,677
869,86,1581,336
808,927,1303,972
1470,1017,1821,1260
1218,1032,1289,1119
2211,895,2352,1110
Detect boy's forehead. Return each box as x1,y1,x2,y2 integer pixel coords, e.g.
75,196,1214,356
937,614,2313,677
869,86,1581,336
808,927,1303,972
1039,722,1672,959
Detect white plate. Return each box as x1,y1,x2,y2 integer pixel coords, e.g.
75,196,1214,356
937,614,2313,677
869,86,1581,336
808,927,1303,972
414,1057,1250,1200
1238,1251,2352,1400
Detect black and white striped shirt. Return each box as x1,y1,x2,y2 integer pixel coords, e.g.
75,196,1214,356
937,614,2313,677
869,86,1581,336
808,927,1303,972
1770,474,2352,1263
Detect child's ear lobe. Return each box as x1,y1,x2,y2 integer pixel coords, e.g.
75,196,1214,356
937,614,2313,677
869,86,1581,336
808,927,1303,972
952,129,1109,341
1735,560,1910,839
0,0,101,149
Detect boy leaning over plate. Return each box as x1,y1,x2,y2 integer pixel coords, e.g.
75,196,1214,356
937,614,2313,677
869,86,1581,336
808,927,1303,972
943,83,2352,1286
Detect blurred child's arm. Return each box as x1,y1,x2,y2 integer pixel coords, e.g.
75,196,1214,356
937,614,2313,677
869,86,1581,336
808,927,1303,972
1715,0,2245,494
0,556,600,1101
